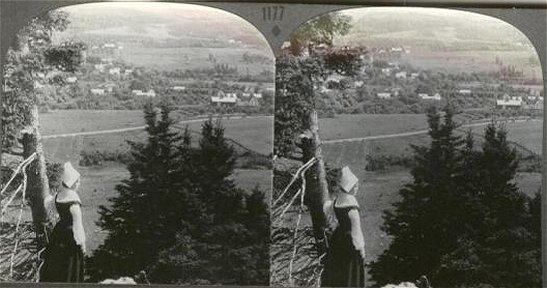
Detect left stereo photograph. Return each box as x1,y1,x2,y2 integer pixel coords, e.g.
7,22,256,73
1,2,274,285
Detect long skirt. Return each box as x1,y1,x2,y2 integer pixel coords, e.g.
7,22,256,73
321,229,365,287
39,225,84,283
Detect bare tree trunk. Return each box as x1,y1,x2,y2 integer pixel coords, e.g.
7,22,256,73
22,105,53,250
301,110,330,256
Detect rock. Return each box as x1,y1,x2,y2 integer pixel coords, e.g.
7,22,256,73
100,277,137,285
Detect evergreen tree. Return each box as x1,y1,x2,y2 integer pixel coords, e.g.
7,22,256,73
369,116,541,287
147,119,270,285
87,102,195,281
369,106,467,286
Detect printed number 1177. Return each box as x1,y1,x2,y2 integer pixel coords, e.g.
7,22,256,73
262,6,284,22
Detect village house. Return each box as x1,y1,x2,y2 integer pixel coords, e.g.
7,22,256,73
94,64,105,72
172,86,186,91
103,43,116,49
100,83,117,93
66,77,78,83
395,72,407,79
496,95,522,109
253,92,263,99
410,73,419,79
377,92,391,99
211,91,238,107
124,69,133,76
109,67,121,76
381,68,392,76
354,80,365,88
132,89,156,97
90,88,105,95
419,93,442,100
459,89,472,95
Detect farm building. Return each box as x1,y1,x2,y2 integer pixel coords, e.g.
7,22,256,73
211,93,238,107
132,89,156,98
172,86,186,91
109,68,121,76
94,64,105,72
377,92,391,99
90,88,105,95
381,68,392,76
496,95,523,109
66,77,78,83
395,72,407,79
419,93,442,100
253,92,263,98
410,73,419,79
124,69,133,76
459,89,472,95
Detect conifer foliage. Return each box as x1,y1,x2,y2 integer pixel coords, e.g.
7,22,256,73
87,103,269,285
369,106,541,287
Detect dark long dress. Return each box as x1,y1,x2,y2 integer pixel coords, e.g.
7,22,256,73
39,198,84,282
322,203,365,287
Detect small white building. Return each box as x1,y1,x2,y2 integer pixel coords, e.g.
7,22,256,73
172,86,186,91
395,72,407,79
132,89,156,97
91,89,105,95
459,89,472,95
253,92,263,99
124,69,133,76
496,95,522,109
419,93,442,101
94,64,105,72
410,73,419,79
377,92,391,99
211,91,238,106
381,68,392,76
66,77,78,83
103,43,116,49
109,68,121,76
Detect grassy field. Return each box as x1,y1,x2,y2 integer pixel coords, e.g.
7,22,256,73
121,45,273,74
40,110,273,155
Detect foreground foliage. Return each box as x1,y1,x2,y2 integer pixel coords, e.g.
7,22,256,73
86,103,269,285
369,106,541,287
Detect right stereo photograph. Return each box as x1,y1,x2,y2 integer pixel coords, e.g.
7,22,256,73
271,7,543,288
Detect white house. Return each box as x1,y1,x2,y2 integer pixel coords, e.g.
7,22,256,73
419,93,442,100
109,68,121,76
66,77,78,83
94,64,105,72
172,86,186,91
410,73,419,79
253,92,263,99
211,91,238,106
90,89,105,95
395,72,407,79
103,43,116,49
354,80,364,88
124,69,133,76
377,92,391,99
496,95,522,109
459,89,472,95
381,68,392,76
132,89,156,97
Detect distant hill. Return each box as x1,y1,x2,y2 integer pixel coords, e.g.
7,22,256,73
57,2,268,49
336,7,534,51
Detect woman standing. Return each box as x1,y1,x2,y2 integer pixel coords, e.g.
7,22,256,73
40,162,86,282
322,166,366,287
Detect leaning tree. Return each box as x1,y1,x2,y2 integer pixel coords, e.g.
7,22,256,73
1,10,85,250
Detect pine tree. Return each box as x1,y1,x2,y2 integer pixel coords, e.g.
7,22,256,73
87,102,194,281
471,123,539,287
147,119,270,285
369,106,469,286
